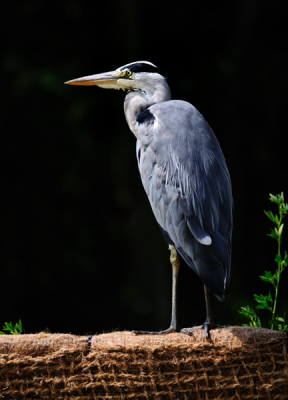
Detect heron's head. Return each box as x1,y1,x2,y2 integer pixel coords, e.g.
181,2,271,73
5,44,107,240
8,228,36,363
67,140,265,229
65,61,169,96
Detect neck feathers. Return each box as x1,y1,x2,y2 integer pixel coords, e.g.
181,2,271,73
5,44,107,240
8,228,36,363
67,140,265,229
124,77,171,137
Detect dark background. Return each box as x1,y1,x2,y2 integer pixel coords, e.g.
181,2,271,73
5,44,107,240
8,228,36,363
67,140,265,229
2,1,288,334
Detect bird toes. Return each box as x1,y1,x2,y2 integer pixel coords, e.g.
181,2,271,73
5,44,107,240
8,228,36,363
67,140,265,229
181,322,226,340
133,325,181,335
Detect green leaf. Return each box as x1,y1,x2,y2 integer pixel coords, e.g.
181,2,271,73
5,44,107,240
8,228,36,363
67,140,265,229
3,322,14,331
275,254,282,263
238,305,257,319
254,293,272,311
277,193,284,204
278,224,284,237
264,210,279,224
266,291,273,302
282,203,288,214
283,251,288,266
260,270,274,284
1,320,23,335
275,228,280,237
275,316,285,322
269,194,279,204
259,275,271,282
238,305,261,327
268,319,288,331
267,229,278,240
267,233,277,240
269,319,277,325
269,193,284,205
273,272,279,282
255,304,269,310
13,320,22,334
254,293,270,304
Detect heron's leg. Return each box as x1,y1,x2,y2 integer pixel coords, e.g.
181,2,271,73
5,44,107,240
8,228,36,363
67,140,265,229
181,285,224,339
167,244,180,331
133,245,182,335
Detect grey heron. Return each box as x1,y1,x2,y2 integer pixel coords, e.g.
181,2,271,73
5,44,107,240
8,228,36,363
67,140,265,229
66,61,233,339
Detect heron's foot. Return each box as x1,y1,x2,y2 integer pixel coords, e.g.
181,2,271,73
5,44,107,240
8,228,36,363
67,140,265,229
133,325,182,335
181,322,225,340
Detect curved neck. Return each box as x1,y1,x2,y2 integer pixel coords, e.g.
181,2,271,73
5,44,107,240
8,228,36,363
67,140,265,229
123,78,171,137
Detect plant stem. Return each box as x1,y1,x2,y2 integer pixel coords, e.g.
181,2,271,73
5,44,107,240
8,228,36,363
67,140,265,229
271,241,281,330
271,205,283,330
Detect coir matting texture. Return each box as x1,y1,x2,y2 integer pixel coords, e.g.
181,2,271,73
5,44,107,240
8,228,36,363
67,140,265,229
0,327,287,399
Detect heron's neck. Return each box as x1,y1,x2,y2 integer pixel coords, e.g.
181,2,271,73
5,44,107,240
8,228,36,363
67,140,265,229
124,79,171,137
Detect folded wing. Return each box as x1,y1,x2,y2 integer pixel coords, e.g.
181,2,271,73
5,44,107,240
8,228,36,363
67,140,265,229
136,100,233,301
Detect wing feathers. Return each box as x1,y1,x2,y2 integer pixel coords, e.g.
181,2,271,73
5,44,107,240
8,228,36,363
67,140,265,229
187,215,212,245
137,100,232,300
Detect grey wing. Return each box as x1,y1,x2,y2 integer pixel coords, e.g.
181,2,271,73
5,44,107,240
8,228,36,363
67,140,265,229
136,100,233,301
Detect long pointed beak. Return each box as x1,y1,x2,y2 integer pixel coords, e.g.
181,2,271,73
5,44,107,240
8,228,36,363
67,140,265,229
65,71,120,88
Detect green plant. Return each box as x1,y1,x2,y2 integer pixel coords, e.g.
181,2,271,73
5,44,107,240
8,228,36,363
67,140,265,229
238,193,288,331
0,319,23,335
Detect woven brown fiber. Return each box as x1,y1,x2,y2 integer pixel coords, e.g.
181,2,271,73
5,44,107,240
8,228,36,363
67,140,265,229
0,327,287,399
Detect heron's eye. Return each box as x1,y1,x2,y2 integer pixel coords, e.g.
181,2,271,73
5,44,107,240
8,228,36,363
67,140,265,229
125,70,132,77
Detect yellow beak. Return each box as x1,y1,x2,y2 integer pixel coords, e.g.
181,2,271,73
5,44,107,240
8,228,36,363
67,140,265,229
65,71,120,88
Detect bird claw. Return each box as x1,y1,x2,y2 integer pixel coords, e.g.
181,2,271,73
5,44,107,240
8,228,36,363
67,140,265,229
133,322,225,339
181,322,225,340
133,325,180,335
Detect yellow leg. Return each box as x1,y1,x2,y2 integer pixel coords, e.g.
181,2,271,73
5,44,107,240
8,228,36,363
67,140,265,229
169,245,180,330
133,245,182,335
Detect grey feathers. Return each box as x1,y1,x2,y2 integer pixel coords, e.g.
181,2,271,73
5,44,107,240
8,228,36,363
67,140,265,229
134,100,232,301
